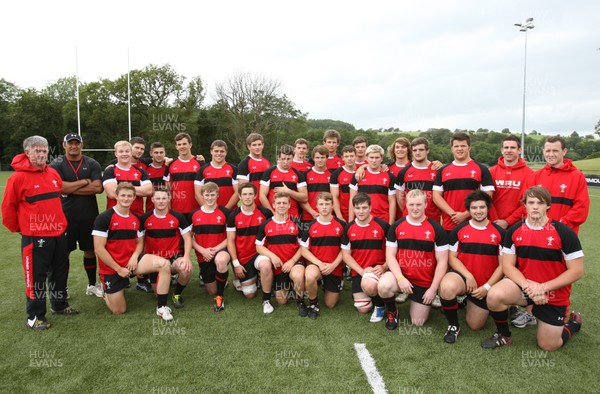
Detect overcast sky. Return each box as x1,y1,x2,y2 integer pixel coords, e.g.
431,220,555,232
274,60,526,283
1,1,598,135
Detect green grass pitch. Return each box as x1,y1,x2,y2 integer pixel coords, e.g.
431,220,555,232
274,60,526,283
0,172,598,393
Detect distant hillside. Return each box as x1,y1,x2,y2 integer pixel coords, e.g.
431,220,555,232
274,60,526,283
573,158,600,174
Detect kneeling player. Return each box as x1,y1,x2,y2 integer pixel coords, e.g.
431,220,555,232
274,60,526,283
190,182,231,312
93,182,174,321
342,193,389,323
255,192,305,316
226,183,273,308
378,190,448,330
481,186,583,351
140,188,193,308
300,192,346,319
439,190,504,343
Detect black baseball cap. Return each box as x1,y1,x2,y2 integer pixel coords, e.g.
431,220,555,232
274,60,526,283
64,133,82,143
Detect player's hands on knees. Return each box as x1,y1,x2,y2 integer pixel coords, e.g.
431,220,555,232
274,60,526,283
117,266,131,278
371,265,385,277
126,256,138,272
397,277,413,294
471,286,486,299
234,265,246,279
465,275,478,293
320,263,334,276
422,288,438,305
282,260,294,273
271,256,283,269
179,258,192,274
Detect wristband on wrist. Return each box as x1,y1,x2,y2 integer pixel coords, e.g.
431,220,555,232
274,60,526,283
396,276,405,283
483,283,492,291
232,259,241,268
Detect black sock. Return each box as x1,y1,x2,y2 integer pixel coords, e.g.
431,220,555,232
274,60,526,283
490,309,511,337
309,297,318,306
296,294,305,305
157,294,168,308
372,295,384,307
262,291,271,302
174,283,186,296
216,271,228,296
383,297,397,313
83,257,97,286
561,319,582,345
441,297,459,327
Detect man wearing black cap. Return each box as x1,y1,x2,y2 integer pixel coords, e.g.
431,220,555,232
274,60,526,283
50,133,104,297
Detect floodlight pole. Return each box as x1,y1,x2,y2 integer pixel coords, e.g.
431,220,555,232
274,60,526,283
515,18,534,159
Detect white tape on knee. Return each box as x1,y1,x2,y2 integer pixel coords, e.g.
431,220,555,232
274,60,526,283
354,298,372,311
363,272,379,283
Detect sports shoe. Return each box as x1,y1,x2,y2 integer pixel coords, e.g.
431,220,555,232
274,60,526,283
156,306,173,321
66,287,71,300
136,282,153,293
232,279,243,292
370,306,385,323
85,283,104,298
511,311,537,328
171,294,185,309
214,296,224,312
395,293,408,303
568,311,582,327
509,306,520,320
385,310,399,330
297,301,309,317
481,332,512,349
263,300,274,314
26,317,51,331
443,325,460,344
198,275,205,287
307,305,320,320
170,274,178,286
50,306,80,315
432,295,442,308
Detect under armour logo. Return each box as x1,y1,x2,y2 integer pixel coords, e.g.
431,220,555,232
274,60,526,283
34,185,40,188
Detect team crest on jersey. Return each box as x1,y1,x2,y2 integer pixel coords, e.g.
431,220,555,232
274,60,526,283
559,184,567,193
257,217,264,223
193,165,198,171
289,224,296,233
226,170,231,176
133,173,139,179
37,239,45,248
105,281,111,290
292,175,297,181
52,179,58,188
425,230,431,239
547,236,554,246
372,229,379,237
470,170,477,178
490,233,497,243
335,227,341,235
169,220,175,228
216,216,223,223
430,172,436,180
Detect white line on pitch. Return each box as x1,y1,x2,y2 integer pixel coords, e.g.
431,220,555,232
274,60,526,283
354,343,387,394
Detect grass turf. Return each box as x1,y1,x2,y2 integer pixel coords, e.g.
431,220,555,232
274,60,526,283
0,171,598,393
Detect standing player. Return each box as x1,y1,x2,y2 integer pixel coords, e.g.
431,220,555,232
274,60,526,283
3,136,80,330
139,188,193,309
145,142,168,212
330,146,357,222
226,183,273,311
195,140,239,210
438,191,505,343
323,129,344,171
291,138,312,173
92,182,174,321
190,182,231,311
349,145,396,224
342,193,389,323
481,186,583,351
432,133,494,232
51,133,104,297
301,193,346,319
164,132,202,216
378,190,449,330
102,141,152,217
395,137,441,221
255,192,305,316
237,133,271,206
504,136,589,235
300,145,331,229
387,137,412,177
260,144,307,220
353,136,368,167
